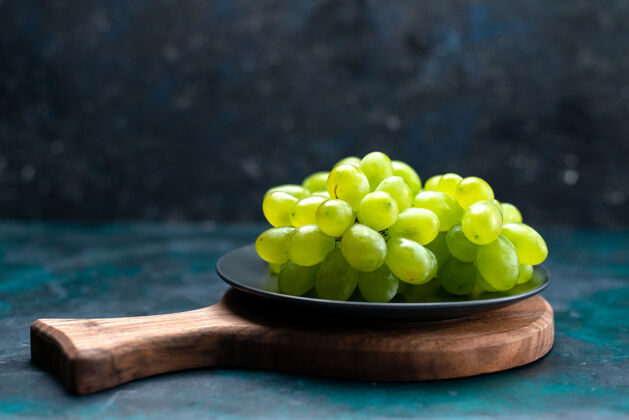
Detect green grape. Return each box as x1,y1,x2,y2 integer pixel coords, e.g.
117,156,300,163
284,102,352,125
440,259,476,296
455,176,494,209
413,191,463,231
359,151,394,190
425,248,438,280
288,225,335,266
327,164,370,210
357,191,398,231
358,265,399,302
334,156,361,168
461,201,503,245
388,208,439,245
425,232,452,269
502,202,523,223
268,262,283,274
315,249,358,300
476,270,499,292
385,237,433,285
302,171,329,193
476,235,519,291
341,224,387,272
501,223,548,265
445,224,478,262
375,176,413,210
278,261,318,296
315,199,354,237
517,264,534,284
392,161,422,194
265,184,309,199
423,175,442,191
436,173,462,198
290,196,326,227
263,191,298,227
311,191,330,198
255,227,295,264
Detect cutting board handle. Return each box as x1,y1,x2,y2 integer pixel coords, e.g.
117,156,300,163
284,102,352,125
31,301,238,394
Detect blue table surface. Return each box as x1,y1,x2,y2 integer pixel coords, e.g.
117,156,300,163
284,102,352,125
0,223,627,419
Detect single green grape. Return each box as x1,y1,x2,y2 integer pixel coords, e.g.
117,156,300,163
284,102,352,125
425,232,452,269
265,184,309,199
302,171,329,193
327,164,370,210
423,175,442,191
262,191,298,227
425,248,438,281
357,265,399,302
413,191,463,231
440,259,477,296
288,225,335,266
255,227,295,264
501,223,548,265
315,199,354,237
315,249,358,300
334,156,361,168
278,261,318,296
455,176,494,209
392,161,422,194
357,191,398,231
461,201,503,245
359,151,394,190
517,264,534,284
385,237,434,285
476,270,499,292
445,224,478,262
375,176,413,210
268,262,283,274
436,173,462,198
476,235,519,291
388,208,440,245
341,224,387,272
502,202,523,223
290,196,326,227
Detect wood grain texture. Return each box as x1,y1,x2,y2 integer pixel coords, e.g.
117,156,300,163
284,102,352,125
31,288,554,395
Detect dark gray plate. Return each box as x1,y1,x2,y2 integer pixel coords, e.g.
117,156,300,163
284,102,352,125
216,244,550,321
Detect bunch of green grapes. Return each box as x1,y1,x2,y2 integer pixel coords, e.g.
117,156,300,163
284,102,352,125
255,152,548,302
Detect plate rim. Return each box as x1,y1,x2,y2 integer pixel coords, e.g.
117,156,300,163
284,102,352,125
215,244,550,310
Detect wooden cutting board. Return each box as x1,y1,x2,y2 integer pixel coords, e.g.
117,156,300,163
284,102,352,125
31,288,554,395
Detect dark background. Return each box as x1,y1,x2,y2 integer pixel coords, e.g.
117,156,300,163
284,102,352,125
1,0,628,227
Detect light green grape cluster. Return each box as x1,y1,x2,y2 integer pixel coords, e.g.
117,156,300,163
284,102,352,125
255,152,548,302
